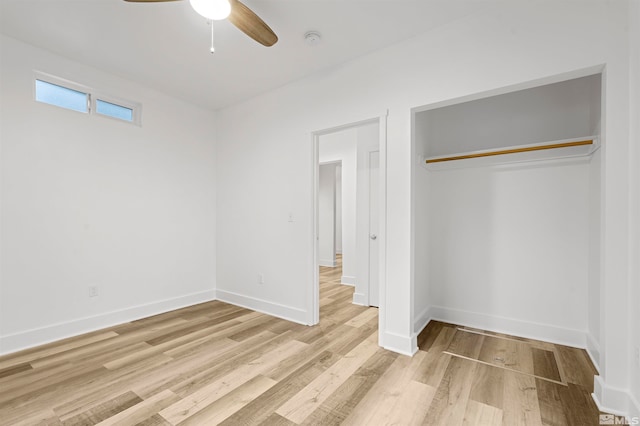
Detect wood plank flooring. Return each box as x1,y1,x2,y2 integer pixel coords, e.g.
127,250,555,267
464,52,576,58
0,256,611,425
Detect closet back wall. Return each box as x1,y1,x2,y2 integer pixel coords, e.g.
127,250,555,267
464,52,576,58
426,160,590,345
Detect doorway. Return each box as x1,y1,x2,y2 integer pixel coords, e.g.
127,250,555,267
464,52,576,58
410,72,602,353
312,115,386,328
318,161,341,268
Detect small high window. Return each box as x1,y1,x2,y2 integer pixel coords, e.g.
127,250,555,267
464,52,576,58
96,99,134,122
35,79,89,113
34,72,141,126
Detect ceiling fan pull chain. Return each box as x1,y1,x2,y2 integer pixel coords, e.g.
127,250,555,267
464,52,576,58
209,20,215,53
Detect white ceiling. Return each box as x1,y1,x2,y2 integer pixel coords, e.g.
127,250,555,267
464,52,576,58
0,0,494,111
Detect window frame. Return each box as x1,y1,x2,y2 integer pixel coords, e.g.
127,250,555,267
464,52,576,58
33,71,142,127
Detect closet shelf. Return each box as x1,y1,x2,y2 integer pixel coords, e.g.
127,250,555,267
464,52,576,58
425,138,594,164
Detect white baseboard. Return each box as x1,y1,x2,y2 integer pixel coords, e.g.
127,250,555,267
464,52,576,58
352,292,367,306
215,289,309,325
341,275,356,286
0,290,215,356
586,332,601,373
381,330,417,356
592,376,640,423
319,259,337,267
426,305,587,349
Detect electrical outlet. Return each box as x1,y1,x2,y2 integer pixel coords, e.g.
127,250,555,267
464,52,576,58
258,274,264,285
88,285,99,298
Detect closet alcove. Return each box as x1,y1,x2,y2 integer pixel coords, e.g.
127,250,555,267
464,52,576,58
412,73,602,356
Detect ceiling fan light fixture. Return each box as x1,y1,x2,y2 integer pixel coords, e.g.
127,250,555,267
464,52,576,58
190,0,231,21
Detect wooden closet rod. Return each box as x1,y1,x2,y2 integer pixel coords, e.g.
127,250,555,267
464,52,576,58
425,139,593,164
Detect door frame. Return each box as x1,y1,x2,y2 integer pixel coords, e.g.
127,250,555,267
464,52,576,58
309,113,388,345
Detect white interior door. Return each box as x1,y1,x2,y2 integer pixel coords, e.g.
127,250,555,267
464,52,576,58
368,151,380,307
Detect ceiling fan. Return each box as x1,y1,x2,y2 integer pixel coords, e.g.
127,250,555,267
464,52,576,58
124,0,278,47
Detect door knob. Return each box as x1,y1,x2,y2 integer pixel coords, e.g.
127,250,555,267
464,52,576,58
370,234,377,240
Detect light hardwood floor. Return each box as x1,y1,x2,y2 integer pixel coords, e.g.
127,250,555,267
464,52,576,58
0,256,609,425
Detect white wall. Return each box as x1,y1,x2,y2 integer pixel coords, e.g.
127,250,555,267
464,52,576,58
627,0,640,419
0,35,217,354
413,165,431,334
592,0,635,415
215,1,634,408
318,163,336,267
319,128,357,284
423,160,590,344
587,146,602,371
